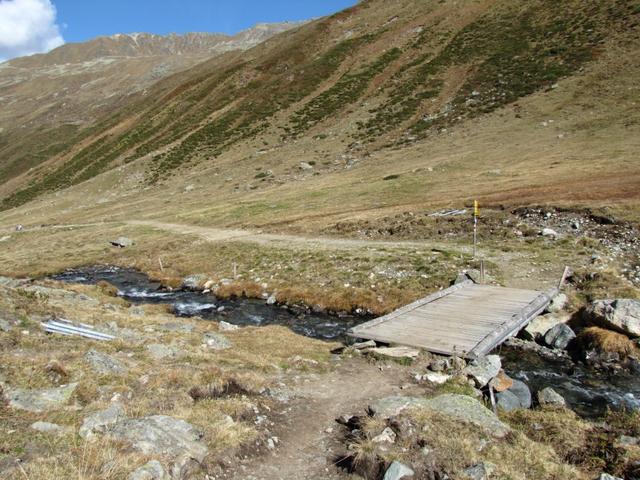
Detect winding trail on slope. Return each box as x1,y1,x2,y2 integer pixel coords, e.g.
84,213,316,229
221,357,421,480
127,219,463,251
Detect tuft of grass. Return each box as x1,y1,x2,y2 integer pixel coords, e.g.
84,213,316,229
577,327,638,358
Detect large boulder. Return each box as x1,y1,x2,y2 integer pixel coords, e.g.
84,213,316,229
368,347,420,361
109,415,209,463
79,403,126,440
4,383,77,413
507,379,532,409
522,313,569,341
369,396,430,418
588,299,640,337
463,355,501,387
85,349,127,376
495,390,522,412
422,394,511,438
537,387,567,408
543,323,576,350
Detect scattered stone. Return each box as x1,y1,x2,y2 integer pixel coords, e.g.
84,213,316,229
541,228,558,238
489,370,513,393
109,415,208,463
421,372,451,385
383,460,414,480
588,299,640,337
85,349,127,376
507,379,532,409
203,332,231,350
30,421,66,434
299,162,314,171
463,355,501,387
428,358,450,372
523,313,568,341
218,321,239,332
5,383,78,413
543,323,576,350
0,318,12,332
545,293,568,313
504,337,571,361
181,274,208,290
616,435,640,447
537,387,567,407
372,427,397,444
146,344,178,360
79,403,126,440
110,237,134,248
421,394,512,438
351,339,377,350
266,294,277,305
598,475,623,480
128,460,168,480
368,347,420,361
463,462,496,480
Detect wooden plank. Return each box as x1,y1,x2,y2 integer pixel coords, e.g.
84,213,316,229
348,280,556,358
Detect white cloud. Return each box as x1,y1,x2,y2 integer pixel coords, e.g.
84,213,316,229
0,0,64,62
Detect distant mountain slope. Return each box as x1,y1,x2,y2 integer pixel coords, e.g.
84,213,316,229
0,22,302,188
0,0,639,213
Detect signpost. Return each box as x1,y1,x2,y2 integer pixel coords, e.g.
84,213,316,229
473,200,479,258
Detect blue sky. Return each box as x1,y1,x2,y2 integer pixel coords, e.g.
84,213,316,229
0,0,357,61
55,0,358,43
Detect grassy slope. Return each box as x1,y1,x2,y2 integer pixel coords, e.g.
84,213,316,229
1,0,638,216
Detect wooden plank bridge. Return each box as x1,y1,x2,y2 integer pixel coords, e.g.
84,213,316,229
348,280,558,359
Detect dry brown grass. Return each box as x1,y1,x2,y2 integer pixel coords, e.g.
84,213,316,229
215,280,264,300
577,327,638,357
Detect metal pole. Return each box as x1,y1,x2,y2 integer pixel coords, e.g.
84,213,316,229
473,200,479,258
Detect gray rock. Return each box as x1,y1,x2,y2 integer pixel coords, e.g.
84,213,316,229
541,228,558,238
109,415,208,463
537,387,566,407
588,299,640,337
79,403,126,440
421,394,511,438
463,355,501,387
383,460,414,480
543,323,576,350
545,293,567,313
110,237,134,248
85,349,127,376
0,318,12,332
218,321,239,332
266,294,277,305
372,427,397,444
146,344,178,360
369,396,430,418
30,421,66,434
463,462,496,480
160,322,194,334
368,347,420,361
299,162,314,171
351,339,376,350
181,274,208,290
428,358,450,372
495,390,522,412
507,379,532,409
422,372,451,385
598,475,623,480
523,313,568,341
128,460,168,480
203,332,231,350
5,383,78,412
